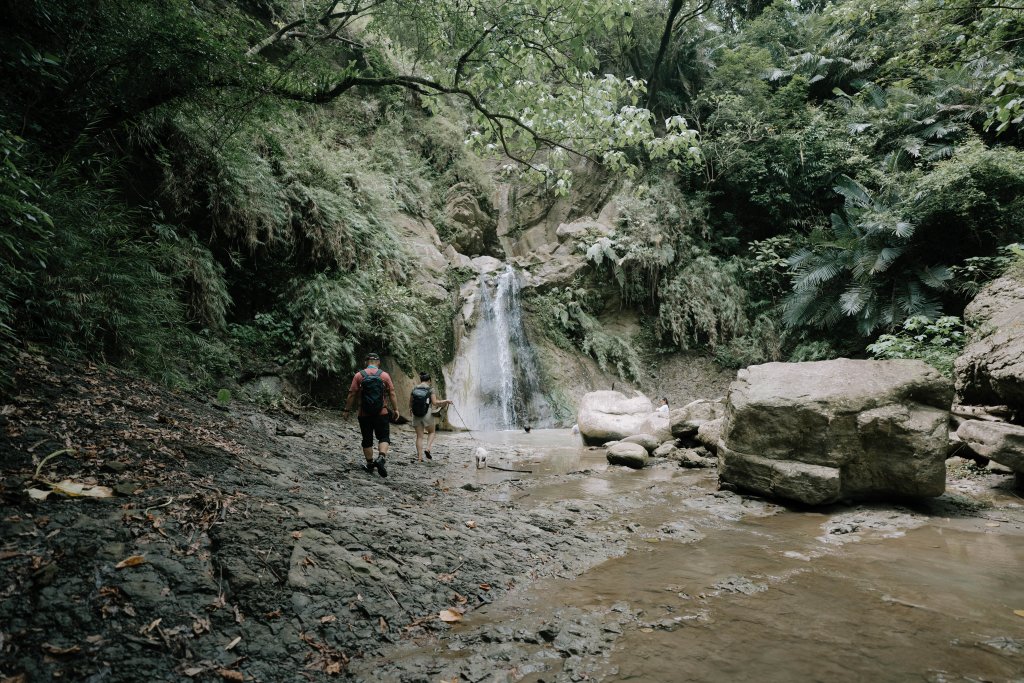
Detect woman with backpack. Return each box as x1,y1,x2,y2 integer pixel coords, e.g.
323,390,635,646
409,372,453,462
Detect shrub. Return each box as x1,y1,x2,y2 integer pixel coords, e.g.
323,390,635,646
656,255,748,351
866,315,965,378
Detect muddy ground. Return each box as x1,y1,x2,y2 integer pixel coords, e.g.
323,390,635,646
1,354,1022,683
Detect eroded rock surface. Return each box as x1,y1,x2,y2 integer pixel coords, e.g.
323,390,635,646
955,272,1024,410
719,359,953,504
577,391,655,446
606,442,649,469
957,420,1024,474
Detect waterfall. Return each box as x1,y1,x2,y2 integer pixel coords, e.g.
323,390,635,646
454,265,552,430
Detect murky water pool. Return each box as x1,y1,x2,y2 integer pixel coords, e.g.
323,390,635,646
512,512,1024,682
389,429,1024,681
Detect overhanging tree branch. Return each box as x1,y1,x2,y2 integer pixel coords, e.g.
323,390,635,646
272,73,594,167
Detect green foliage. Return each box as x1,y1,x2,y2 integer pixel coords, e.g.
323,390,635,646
229,313,295,366
0,130,52,356
867,315,965,377
987,69,1024,134
784,174,951,335
714,313,785,369
527,287,643,381
657,255,749,351
217,388,232,405
584,181,704,302
950,243,1024,296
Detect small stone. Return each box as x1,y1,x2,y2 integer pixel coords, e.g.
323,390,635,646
114,483,139,496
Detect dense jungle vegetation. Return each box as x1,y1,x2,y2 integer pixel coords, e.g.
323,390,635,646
2,0,1023,392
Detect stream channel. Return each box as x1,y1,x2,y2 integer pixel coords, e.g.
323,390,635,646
357,428,1024,682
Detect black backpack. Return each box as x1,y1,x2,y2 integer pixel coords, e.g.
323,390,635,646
410,385,432,417
359,369,385,414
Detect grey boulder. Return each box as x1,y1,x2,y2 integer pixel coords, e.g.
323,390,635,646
606,442,649,469
670,399,725,439
956,420,1024,474
577,391,654,446
955,272,1024,410
719,359,952,505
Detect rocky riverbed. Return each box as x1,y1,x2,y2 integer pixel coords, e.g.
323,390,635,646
2,355,1023,682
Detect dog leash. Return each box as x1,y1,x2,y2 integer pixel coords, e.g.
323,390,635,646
449,403,484,445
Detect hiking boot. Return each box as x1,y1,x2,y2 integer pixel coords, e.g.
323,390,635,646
374,456,388,478
363,460,376,474
424,450,432,460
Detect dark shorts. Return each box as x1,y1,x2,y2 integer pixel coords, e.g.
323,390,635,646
357,413,390,449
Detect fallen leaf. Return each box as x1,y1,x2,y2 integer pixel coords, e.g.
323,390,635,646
438,609,463,623
479,583,491,591
2,674,28,683
51,480,114,498
1014,610,1024,618
41,643,81,655
224,636,241,650
140,617,162,634
192,616,211,634
320,615,337,624
465,520,476,529
26,488,51,501
115,555,146,569
291,531,303,539
453,592,467,605
379,616,388,633
0,550,21,560
85,635,104,644
639,627,654,633
217,669,244,682
182,666,205,677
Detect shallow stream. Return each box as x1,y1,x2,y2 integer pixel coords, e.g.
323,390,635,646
384,428,1024,682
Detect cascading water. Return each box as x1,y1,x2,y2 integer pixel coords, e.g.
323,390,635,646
449,265,553,430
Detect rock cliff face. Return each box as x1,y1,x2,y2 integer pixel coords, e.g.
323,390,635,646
952,270,1024,482
438,167,631,429
955,271,1024,411
719,359,953,504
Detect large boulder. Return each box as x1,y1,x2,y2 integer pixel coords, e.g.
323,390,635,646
606,442,649,469
670,399,725,439
636,411,673,444
719,359,953,505
577,391,654,446
696,417,725,454
955,272,1024,411
956,420,1024,474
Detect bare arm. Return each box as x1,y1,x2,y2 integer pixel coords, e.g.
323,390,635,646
389,385,400,416
343,388,358,412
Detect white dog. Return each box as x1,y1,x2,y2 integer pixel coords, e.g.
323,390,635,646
474,446,488,469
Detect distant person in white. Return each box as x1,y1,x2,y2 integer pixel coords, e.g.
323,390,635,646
656,397,669,413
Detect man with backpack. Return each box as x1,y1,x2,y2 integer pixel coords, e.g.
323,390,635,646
409,372,452,463
342,352,400,477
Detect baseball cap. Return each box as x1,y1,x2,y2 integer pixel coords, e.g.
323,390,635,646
365,352,380,361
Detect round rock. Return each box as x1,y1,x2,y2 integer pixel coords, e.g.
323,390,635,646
606,442,649,469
